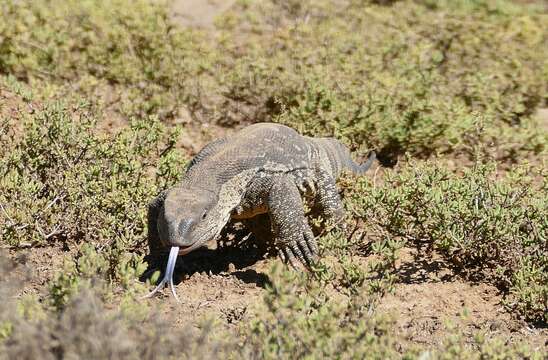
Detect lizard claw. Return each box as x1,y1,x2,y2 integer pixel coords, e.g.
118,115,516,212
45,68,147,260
296,182,307,194
304,179,316,194
279,248,300,270
295,178,316,196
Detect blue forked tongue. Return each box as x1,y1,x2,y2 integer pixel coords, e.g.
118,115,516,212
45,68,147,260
142,246,181,303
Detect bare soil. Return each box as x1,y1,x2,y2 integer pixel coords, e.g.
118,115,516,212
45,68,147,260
170,0,237,28
7,240,547,353
381,249,547,351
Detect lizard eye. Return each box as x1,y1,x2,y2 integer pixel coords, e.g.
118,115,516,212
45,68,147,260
201,211,207,220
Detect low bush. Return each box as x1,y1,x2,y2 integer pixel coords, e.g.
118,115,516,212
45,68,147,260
236,261,544,359
0,82,185,282
1,277,229,359
0,0,214,119
220,0,547,162
343,160,547,322
238,264,404,359
1,0,546,160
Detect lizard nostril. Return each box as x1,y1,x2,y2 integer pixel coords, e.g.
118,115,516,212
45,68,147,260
178,219,193,238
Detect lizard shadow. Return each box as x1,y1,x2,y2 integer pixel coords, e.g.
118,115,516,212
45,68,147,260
142,236,273,289
175,245,271,288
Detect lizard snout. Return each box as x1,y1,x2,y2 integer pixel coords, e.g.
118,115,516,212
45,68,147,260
166,218,196,247
178,219,194,241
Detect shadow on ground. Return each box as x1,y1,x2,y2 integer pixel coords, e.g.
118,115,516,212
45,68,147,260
396,252,457,284
141,237,272,289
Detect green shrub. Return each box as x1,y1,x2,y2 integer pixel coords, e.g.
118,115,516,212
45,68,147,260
434,326,544,360
238,264,404,359
0,99,184,249
236,262,544,359
0,0,214,119
344,161,547,322
2,0,546,160
0,251,231,359
2,288,229,360
220,0,547,162
0,79,185,312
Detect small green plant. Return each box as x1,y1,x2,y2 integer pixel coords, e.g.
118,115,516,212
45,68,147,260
435,324,543,360
2,287,229,360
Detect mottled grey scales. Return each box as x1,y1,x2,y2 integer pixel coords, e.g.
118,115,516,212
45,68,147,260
148,123,376,267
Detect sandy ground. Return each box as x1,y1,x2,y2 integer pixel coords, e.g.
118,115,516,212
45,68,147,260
8,241,547,352
170,0,237,28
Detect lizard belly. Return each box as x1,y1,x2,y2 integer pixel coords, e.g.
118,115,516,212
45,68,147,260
231,204,268,219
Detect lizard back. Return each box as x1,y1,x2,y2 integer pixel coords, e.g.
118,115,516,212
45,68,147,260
183,123,316,189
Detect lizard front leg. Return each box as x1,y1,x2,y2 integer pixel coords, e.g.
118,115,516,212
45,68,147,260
268,176,317,268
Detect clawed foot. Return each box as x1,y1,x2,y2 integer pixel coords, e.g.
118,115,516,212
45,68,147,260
277,222,318,269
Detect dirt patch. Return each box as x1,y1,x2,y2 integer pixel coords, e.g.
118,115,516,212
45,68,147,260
153,266,266,329
0,84,40,137
380,281,546,350
142,238,271,328
380,248,547,351
5,244,72,299
534,108,548,132
5,239,546,353
0,87,26,118
170,0,236,28
175,120,241,156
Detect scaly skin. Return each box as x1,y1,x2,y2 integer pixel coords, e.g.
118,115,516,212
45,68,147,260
148,122,375,267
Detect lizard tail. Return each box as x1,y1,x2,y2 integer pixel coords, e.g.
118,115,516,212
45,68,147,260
348,150,376,175
315,138,376,177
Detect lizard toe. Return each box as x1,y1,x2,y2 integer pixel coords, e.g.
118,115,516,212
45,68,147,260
303,229,318,262
296,181,307,194
289,241,307,267
282,247,300,270
304,179,316,194
297,232,316,267
278,248,287,263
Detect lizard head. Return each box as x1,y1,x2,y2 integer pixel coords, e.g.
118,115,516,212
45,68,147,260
155,186,221,255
